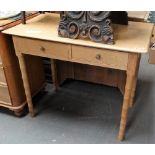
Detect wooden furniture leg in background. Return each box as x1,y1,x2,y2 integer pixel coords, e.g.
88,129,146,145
51,59,59,90
130,55,141,107
14,107,25,117
21,11,26,24
118,53,140,141
17,54,34,116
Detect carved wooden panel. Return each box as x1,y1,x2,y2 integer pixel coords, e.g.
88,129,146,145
58,11,114,44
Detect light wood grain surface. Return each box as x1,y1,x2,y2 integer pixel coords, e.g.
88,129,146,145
3,13,153,53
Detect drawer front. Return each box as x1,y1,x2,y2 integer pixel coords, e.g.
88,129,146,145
0,55,2,66
71,45,128,70
0,85,11,105
13,37,71,61
0,66,7,85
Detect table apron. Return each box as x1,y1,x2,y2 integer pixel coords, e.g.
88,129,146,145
13,36,130,71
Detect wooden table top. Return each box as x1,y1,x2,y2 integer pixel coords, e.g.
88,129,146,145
3,13,154,53
128,11,150,22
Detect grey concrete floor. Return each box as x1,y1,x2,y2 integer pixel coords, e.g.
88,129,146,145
0,54,155,144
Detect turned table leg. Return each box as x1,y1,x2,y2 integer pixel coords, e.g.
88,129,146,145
130,55,141,107
51,59,59,90
17,54,34,117
129,75,138,108
118,53,140,141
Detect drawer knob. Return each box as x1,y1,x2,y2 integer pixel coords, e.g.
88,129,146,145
96,54,101,60
40,46,45,52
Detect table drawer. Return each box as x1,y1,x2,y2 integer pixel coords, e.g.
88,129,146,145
0,66,7,85
71,45,128,70
13,37,71,61
0,85,11,105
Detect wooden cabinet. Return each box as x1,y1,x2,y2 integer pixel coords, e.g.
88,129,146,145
0,13,45,116
149,26,155,64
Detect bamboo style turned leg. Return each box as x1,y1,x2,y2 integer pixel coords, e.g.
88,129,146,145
129,76,138,107
51,59,59,90
118,53,140,141
17,54,34,117
130,55,141,107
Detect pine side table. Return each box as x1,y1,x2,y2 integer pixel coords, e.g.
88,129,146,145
3,13,153,140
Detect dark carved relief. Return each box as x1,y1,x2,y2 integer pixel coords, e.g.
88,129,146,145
58,11,114,44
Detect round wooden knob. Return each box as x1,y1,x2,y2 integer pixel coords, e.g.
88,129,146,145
40,46,45,52
96,54,101,60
